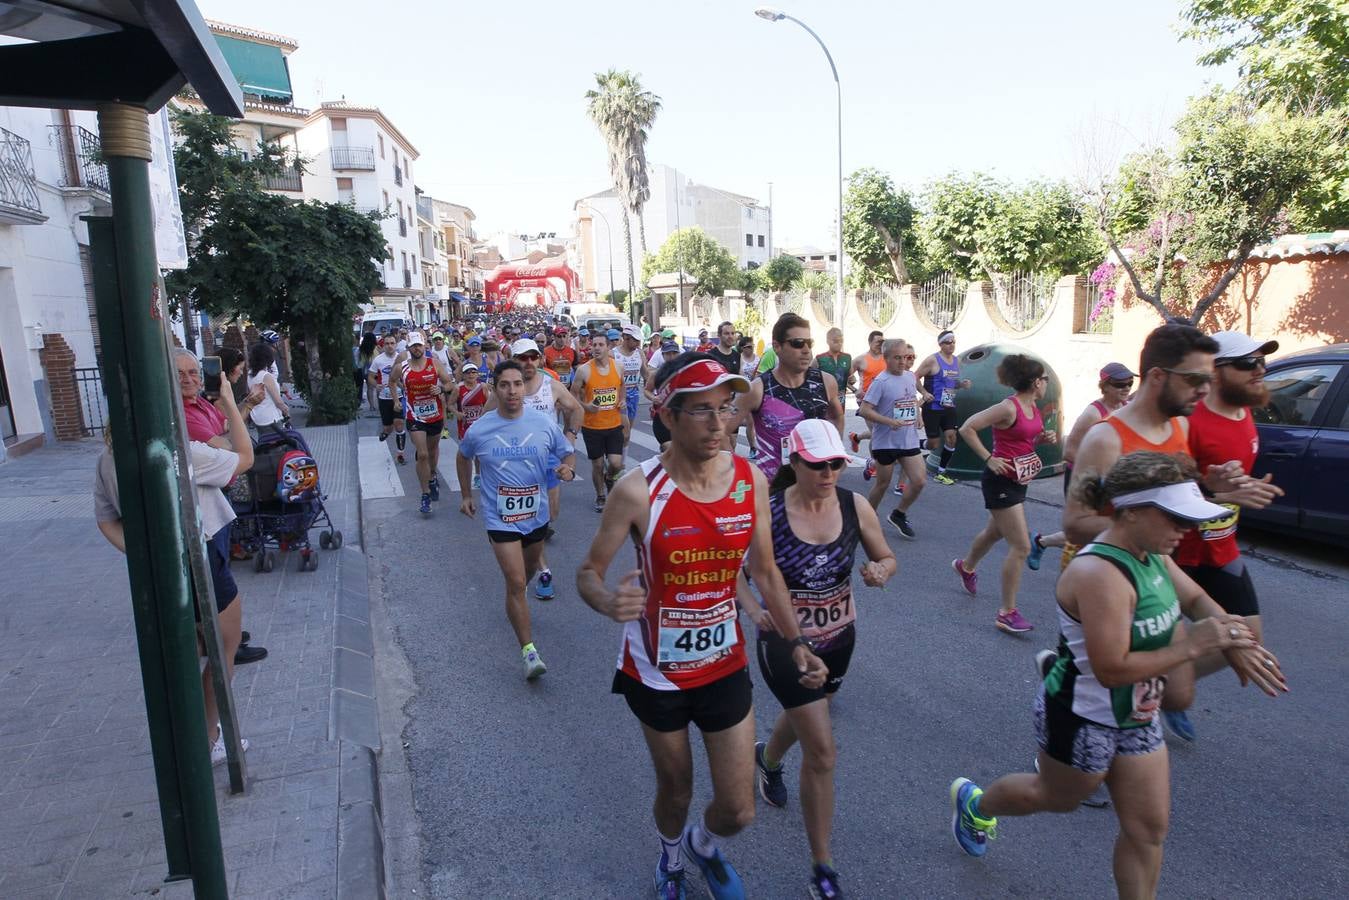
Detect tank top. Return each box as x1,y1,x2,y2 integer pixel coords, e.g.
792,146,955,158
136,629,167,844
769,488,860,651
523,375,556,418
545,345,578,384
926,353,961,410
456,382,487,439
403,360,444,423
582,359,624,430
619,454,755,690
858,353,886,397
1175,402,1256,569
992,396,1044,484
429,346,452,372
614,347,645,394
816,353,851,392
1044,543,1180,728
752,367,832,480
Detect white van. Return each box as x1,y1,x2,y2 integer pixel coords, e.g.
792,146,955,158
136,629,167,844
358,311,411,337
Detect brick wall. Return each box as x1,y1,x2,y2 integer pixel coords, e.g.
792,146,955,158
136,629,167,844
39,333,85,441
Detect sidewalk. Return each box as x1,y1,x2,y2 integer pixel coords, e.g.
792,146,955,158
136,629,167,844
0,422,384,898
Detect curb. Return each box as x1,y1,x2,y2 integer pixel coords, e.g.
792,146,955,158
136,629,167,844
330,421,388,899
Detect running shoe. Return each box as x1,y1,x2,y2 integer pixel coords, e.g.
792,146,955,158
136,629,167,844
523,648,547,680
809,863,843,900
210,734,249,766
1034,649,1055,681
1162,709,1197,742
594,496,606,513
952,559,977,596
419,493,431,514
654,858,687,900
441,429,450,441
378,431,388,442
949,777,997,858
893,481,904,496
605,466,624,492
887,509,916,539
471,474,481,491
995,609,1034,634
934,472,956,486
428,478,440,502
755,741,788,808
1027,533,1045,571
682,830,745,900
848,432,861,453
535,569,555,601
862,459,876,481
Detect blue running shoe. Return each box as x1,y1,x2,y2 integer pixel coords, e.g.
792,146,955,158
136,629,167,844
809,863,843,899
949,777,997,858
428,477,439,502
682,830,745,900
535,569,555,601
1162,709,1196,742
654,856,687,900
755,741,788,808
419,493,431,514
1027,533,1045,571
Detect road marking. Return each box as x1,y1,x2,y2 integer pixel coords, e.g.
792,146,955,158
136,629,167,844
358,436,405,499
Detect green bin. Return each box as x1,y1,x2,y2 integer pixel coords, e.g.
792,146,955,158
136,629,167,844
924,343,1065,481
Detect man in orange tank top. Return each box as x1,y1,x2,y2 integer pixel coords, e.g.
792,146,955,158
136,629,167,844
571,330,629,512
578,353,827,900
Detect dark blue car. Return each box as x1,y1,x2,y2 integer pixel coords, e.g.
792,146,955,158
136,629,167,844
1244,343,1349,545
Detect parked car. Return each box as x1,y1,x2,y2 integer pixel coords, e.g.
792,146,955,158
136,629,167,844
1242,343,1349,545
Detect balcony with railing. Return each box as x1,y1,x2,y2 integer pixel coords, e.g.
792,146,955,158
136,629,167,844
398,218,408,237
393,164,403,187
49,124,110,195
331,146,375,170
0,127,45,223
264,164,303,192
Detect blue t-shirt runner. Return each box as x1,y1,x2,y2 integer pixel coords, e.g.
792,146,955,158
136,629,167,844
457,408,573,537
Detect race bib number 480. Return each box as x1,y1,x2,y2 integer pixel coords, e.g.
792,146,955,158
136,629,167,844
496,485,540,524
658,600,738,671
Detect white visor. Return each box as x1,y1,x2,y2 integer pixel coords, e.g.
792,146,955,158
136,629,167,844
1111,481,1228,522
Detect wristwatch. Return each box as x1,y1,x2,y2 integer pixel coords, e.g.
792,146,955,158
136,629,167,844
788,635,813,651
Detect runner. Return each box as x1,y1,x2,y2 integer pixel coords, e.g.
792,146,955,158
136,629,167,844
576,328,593,364
815,327,853,402
845,331,885,455
427,332,458,440
948,451,1286,899
951,354,1058,633
614,323,651,451
1029,362,1135,569
456,360,576,680
391,333,454,514
741,313,844,482
737,337,759,384
367,334,406,464
707,321,741,375
572,329,628,512
751,420,896,900
857,339,927,538
462,335,486,375
696,328,714,353
914,330,973,485
645,340,684,451
545,327,580,386
576,353,828,900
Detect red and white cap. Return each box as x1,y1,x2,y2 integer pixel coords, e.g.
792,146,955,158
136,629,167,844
651,358,750,411
785,419,849,463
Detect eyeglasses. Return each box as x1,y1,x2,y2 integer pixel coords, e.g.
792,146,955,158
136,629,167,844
784,338,813,349
675,404,739,422
1218,355,1266,372
802,458,846,472
1108,380,1134,390
1161,367,1214,387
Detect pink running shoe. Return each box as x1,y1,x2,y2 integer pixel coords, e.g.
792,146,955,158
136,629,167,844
849,432,861,453
952,559,977,596
863,459,876,481
996,609,1034,633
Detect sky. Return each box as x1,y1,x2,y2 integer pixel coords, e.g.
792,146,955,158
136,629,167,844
200,0,1234,249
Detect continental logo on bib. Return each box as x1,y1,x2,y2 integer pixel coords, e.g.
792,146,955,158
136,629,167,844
1198,502,1240,541
715,512,753,535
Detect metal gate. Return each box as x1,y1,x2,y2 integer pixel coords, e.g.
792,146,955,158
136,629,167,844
73,366,107,436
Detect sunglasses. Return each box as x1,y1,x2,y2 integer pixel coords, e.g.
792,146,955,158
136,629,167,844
518,353,541,362
902,354,916,361
1108,380,1134,390
1161,367,1215,387
1218,355,1266,372
802,458,846,472
784,338,813,349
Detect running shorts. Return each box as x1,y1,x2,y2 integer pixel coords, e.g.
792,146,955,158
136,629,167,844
757,629,855,709
378,397,398,427
625,389,640,421
1035,691,1163,774
487,524,549,546
924,407,958,439
1179,559,1259,617
407,417,444,435
612,667,752,733
582,426,624,460
872,447,922,465
205,526,237,613
981,467,1027,510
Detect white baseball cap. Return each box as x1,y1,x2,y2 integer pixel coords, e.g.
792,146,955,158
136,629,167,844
1210,330,1278,361
407,331,426,347
511,338,541,357
622,323,643,340
786,419,849,463
1111,480,1230,523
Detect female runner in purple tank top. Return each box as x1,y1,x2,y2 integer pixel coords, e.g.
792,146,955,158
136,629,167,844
951,354,1059,635
738,420,896,900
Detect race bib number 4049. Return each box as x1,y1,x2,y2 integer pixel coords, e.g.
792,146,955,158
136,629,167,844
657,600,738,671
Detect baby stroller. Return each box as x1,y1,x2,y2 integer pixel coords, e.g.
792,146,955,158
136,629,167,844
227,427,341,572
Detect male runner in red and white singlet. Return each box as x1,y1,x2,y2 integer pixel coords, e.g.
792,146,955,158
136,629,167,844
578,352,827,900
392,332,454,514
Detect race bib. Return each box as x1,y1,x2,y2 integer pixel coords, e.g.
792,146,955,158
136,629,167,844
1198,502,1240,541
1011,452,1043,484
623,371,643,388
657,600,738,670
496,484,540,524
781,436,792,465
940,387,956,408
592,387,619,410
792,585,855,642
412,398,440,421
1130,675,1167,723
462,404,484,423
892,399,918,426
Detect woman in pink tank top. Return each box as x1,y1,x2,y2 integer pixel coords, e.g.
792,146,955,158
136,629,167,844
950,354,1058,635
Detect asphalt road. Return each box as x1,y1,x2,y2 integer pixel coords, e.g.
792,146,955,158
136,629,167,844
360,398,1349,900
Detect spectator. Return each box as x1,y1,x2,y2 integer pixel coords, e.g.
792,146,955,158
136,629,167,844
247,343,290,437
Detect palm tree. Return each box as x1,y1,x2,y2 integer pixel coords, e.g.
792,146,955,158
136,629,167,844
585,70,661,319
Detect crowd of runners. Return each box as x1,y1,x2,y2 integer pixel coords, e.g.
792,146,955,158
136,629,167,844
365,311,1290,899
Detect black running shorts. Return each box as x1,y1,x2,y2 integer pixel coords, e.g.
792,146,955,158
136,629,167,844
981,467,1027,509
1035,692,1163,774
1179,559,1259,617
407,417,444,435
378,397,399,427
872,447,922,465
757,629,855,709
924,407,958,439
582,426,624,460
612,667,752,733
487,524,549,546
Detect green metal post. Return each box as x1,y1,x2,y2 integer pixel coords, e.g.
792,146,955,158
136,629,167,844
95,102,228,898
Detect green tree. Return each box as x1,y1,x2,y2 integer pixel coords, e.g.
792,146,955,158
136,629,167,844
1096,88,1343,323
640,227,741,296
758,254,803,291
585,70,662,319
793,270,834,294
843,167,920,287
166,110,387,423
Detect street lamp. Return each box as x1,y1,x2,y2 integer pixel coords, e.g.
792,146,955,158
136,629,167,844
584,203,618,308
754,6,845,328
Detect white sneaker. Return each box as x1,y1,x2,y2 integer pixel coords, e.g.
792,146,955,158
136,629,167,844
523,648,547,680
211,734,249,766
